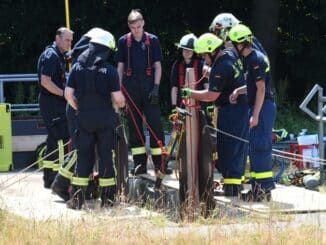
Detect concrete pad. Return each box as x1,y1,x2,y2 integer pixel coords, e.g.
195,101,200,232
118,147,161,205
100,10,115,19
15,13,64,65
214,185,326,214
0,172,157,221
139,170,326,214
0,172,82,220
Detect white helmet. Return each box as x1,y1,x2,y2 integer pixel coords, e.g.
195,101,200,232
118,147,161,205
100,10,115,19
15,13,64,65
84,27,106,38
176,33,197,51
209,13,240,32
90,30,116,50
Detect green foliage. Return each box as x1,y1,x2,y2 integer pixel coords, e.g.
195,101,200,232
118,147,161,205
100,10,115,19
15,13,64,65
277,0,326,99
274,104,318,135
28,84,38,104
275,78,318,134
14,82,24,104
0,0,325,117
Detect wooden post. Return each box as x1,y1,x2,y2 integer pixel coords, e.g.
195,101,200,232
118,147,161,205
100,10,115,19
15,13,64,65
114,117,128,197
184,68,199,213
198,111,215,216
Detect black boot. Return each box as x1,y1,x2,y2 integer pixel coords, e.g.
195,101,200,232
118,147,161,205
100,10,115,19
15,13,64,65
251,182,272,202
51,174,70,201
85,175,99,200
100,185,116,207
66,186,85,210
43,168,56,189
223,184,241,197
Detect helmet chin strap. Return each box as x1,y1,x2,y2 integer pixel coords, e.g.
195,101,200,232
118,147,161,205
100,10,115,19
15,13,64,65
233,42,246,57
208,53,216,65
239,46,246,57
209,50,222,67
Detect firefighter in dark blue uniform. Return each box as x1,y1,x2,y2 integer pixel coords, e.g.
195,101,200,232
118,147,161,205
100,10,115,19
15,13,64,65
229,24,276,201
37,27,73,189
170,33,208,109
51,28,107,201
66,28,107,137
209,13,268,184
65,31,125,209
182,33,249,196
116,9,167,175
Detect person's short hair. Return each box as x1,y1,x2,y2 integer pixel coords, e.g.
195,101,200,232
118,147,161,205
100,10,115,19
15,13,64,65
55,27,74,38
127,9,143,24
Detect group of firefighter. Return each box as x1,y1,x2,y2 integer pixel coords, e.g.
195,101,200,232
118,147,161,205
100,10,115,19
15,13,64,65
37,9,276,210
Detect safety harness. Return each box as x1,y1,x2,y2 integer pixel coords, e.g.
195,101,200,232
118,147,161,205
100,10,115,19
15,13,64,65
178,59,199,88
126,32,152,77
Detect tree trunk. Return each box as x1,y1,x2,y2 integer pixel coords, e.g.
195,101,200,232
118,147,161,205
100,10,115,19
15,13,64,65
251,0,280,83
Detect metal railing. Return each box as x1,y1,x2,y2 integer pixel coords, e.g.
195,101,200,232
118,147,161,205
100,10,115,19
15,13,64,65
0,74,39,112
300,84,326,184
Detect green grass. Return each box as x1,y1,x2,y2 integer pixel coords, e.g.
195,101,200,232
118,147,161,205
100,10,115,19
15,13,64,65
0,208,325,244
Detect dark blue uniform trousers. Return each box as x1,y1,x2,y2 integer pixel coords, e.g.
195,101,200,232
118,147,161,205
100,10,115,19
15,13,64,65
249,100,276,190
216,103,249,185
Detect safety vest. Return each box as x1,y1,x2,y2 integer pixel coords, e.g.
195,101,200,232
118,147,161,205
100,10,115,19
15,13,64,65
126,32,152,77
178,59,199,88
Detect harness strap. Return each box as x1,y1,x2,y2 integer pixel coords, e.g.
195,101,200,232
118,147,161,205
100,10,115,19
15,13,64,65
178,59,199,88
126,32,152,77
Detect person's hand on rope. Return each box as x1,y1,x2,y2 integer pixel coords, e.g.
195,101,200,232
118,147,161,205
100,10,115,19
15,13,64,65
181,88,192,98
149,84,160,104
202,64,211,78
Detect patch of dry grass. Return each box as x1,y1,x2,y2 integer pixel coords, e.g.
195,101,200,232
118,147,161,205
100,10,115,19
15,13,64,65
0,208,325,245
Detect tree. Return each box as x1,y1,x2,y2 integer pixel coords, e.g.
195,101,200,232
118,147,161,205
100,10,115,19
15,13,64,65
251,0,280,83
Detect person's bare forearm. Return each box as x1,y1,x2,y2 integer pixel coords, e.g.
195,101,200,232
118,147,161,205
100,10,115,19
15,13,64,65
154,61,162,86
171,87,178,106
117,62,124,84
64,87,78,110
191,89,219,102
41,75,64,96
253,82,265,119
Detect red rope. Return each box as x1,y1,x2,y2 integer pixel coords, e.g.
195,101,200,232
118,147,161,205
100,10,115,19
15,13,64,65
189,73,207,87
120,83,167,172
126,102,146,148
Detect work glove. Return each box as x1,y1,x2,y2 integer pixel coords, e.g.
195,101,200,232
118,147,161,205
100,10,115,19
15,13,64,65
206,105,215,118
149,84,160,105
181,88,192,98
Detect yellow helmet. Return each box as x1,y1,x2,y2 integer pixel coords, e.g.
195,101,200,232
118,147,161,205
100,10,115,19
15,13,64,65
229,24,253,43
194,33,223,54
